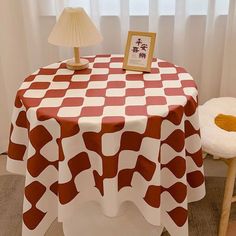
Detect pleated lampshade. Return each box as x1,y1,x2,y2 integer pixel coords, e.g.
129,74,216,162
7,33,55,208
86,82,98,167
48,7,103,70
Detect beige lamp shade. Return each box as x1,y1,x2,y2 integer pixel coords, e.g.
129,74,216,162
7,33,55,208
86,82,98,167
48,7,102,47
48,7,103,70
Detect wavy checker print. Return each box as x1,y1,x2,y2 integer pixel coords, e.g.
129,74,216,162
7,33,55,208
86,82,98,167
7,55,205,236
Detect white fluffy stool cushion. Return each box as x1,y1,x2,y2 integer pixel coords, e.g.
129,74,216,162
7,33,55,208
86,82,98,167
199,97,236,158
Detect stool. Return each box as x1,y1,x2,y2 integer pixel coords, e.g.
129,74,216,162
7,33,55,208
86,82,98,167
199,97,236,236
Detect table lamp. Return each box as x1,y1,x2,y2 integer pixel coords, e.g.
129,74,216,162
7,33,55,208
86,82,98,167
48,7,103,70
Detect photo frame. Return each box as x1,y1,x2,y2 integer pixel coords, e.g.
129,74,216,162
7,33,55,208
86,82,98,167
123,31,156,72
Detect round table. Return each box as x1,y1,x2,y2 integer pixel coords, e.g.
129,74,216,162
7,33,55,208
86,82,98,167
7,54,205,236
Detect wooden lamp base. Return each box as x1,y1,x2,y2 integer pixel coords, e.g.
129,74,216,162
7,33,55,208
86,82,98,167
66,58,89,70
66,47,89,70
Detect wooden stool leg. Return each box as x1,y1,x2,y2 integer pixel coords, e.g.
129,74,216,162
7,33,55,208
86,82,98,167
218,158,236,236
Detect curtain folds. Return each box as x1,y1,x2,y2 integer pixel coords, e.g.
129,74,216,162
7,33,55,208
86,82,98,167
220,0,236,97
0,0,236,152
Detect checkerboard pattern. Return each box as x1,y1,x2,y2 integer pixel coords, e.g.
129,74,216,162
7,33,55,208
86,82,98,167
7,55,205,236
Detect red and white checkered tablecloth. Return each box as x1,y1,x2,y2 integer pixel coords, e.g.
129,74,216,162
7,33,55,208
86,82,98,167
7,54,205,236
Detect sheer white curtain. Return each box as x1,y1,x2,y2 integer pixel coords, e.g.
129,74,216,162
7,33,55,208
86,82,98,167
0,0,59,153
0,0,236,152
56,0,236,102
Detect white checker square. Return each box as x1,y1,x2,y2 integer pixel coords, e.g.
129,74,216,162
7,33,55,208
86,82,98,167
88,81,107,89
159,67,177,74
184,87,198,101
56,69,74,75
32,69,40,75
166,96,187,105
110,54,123,57
147,105,169,117
20,82,32,90
91,68,109,74
143,74,161,81
65,89,86,98
79,116,102,132
94,57,111,63
118,150,139,170
162,80,182,88
151,61,158,68
178,73,193,81
103,106,125,116
125,96,146,105
126,81,144,88
145,88,165,96
183,87,198,96
109,62,123,68
34,75,54,82
88,62,94,68
71,75,91,82
83,97,105,106
49,82,70,89
57,107,81,117
102,131,122,156
106,88,126,97
124,116,148,133
23,89,47,98
44,63,61,69
39,98,63,107
139,137,160,163
108,74,126,81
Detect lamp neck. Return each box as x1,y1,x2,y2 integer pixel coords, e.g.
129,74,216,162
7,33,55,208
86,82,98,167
74,47,80,63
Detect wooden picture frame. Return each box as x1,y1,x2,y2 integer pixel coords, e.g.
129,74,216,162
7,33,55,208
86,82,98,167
123,31,156,72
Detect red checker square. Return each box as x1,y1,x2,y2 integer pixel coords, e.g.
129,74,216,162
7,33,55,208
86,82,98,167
109,68,126,74
87,57,96,62
39,68,58,75
102,116,125,124
25,75,37,82
107,81,126,88
90,75,108,81
161,74,178,81
68,81,89,89
125,105,147,116
146,96,167,105
158,61,175,68
144,81,163,88
22,98,42,108
45,89,66,98
29,82,50,89
59,63,67,69
176,67,186,73
37,107,60,121
80,106,104,117
61,97,84,106
102,116,125,131
110,57,123,62
74,68,92,75
126,74,144,81
93,63,110,68
149,68,159,73
18,89,27,97
14,95,22,108
164,88,185,96
86,89,106,97
105,97,125,106
53,75,73,82
126,88,145,96
181,80,196,88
